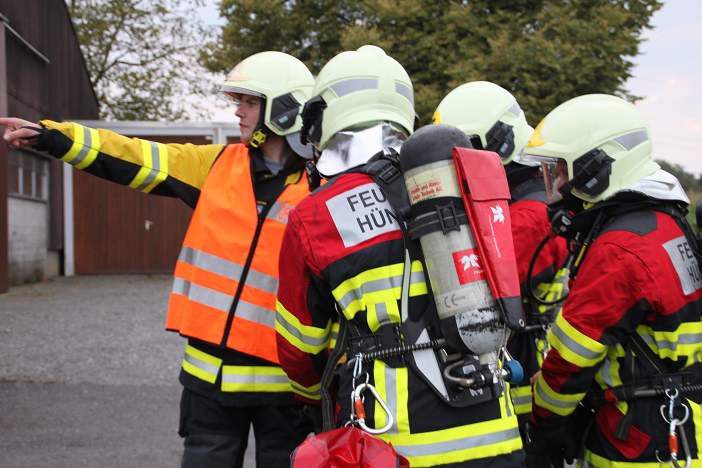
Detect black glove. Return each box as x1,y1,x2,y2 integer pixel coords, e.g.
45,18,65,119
300,404,324,434
525,421,578,468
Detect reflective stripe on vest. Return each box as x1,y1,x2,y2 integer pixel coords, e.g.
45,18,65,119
166,144,309,363
180,345,294,393
221,366,293,393
370,360,522,467
181,344,223,384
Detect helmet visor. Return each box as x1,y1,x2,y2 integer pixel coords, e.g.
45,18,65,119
300,95,327,148
221,86,264,102
523,154,569,204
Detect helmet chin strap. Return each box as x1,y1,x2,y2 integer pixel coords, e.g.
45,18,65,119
248,98,269,148
249,127,268,147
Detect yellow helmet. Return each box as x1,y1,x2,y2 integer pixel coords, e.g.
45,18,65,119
524,94,658,204
433,81,533,165
300,45,415,151
221,51,314,149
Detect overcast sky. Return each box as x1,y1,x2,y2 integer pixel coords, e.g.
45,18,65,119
199,0,702,175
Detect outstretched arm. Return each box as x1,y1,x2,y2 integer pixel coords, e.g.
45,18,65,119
1,117,226,208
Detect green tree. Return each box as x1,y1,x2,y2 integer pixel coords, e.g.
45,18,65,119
67,0,214,120
656,160,700,192
205,0,661,123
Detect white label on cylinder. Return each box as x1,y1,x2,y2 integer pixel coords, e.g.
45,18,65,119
404,160,461,202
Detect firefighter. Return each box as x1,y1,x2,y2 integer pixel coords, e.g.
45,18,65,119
1,51,315,468
275,45,524,467
523,94,702,467
433,81,568,434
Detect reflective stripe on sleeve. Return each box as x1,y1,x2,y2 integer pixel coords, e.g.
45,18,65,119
533,374,585,417
548,314,607,368
221,366,293,393
129,140,169,193
181,344,222,384
61,123,100,169
275,300,331,354
290,379,321,401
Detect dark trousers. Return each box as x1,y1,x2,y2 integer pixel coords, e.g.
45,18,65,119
179,387,312,468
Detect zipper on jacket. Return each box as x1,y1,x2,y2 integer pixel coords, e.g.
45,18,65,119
220,204,271,347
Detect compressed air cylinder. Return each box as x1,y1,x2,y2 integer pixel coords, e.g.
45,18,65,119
400,125,506,357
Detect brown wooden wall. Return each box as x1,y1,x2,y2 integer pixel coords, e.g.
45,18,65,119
73,135,209,274
1,0,99,290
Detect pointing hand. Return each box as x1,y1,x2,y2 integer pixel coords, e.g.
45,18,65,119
0,117,43,149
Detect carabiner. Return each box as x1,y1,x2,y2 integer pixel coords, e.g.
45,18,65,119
657,393,692,468
352,382,394,435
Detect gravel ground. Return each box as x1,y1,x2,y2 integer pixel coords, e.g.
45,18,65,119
0,274,255,468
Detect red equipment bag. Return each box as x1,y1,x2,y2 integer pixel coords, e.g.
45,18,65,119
452,147,524,330
290,427,409,468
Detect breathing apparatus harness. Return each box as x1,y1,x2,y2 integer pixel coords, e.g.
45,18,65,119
317,149,524,433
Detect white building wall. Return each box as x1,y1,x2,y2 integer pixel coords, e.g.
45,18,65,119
8,197,49,285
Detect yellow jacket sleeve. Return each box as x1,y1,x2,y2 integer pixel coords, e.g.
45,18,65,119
39,120,226,208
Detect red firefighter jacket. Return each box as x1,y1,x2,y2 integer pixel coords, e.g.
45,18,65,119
506,175,568,418
532,208,702,466
276,171,523,467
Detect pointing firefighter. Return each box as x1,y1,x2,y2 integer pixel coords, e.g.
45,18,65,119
1,51,316,467
523,94,702,467
433,81,568,435
275,45,525,467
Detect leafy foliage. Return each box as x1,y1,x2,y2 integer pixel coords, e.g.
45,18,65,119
204,0,661,124
67,0,214,120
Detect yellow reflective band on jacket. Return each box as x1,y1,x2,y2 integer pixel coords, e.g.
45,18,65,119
275,300,331,354
368,361,520,467
129,139,169,193
380,413,522,467
367,301,401,332
61,123,100,170
328,321,339,350
332,261,427,321
533,373,585,417
636,322,702,362
373,360,410,434
221,366,294,393
290,379,321,402
510,384,533,416
583,430,702,468
548,314,607,368
182,344,222,384
536,336,549,367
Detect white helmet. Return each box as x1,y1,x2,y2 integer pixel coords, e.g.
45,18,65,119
433,81,534,165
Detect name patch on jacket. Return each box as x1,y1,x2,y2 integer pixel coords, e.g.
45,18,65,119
663,236,702,295
326,183,400,247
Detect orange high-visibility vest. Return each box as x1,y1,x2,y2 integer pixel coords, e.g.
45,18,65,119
166,144,309,363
